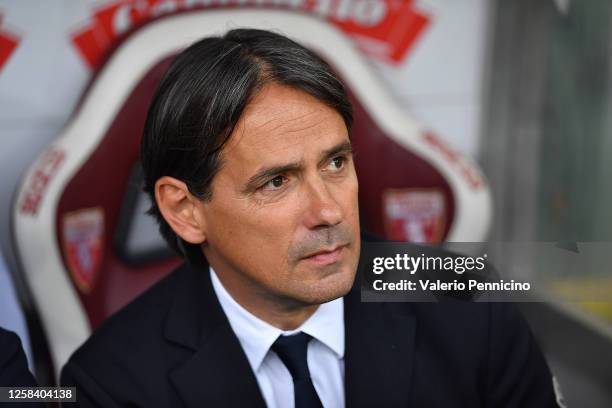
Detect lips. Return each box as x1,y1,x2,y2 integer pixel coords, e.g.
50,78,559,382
302,244,347,265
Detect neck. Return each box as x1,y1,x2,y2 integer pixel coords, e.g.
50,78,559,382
258,303,319,331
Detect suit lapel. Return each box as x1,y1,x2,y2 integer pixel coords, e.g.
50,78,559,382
169,324,266,408
164,259,266,408
344,270,417,407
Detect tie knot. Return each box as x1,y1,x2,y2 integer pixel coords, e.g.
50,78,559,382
271,332,313,382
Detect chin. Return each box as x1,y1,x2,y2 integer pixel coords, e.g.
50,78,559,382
293,265,356,305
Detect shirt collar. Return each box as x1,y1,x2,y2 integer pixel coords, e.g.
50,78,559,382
210,267,345,372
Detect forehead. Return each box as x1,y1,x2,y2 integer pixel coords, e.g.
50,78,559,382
222,83,348,161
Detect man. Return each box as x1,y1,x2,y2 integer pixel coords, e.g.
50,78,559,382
61,29,558,407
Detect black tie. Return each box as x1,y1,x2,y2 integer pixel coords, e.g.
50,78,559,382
271,332,324,408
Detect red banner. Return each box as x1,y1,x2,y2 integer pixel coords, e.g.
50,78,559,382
0,15,20,72
71,0,430,69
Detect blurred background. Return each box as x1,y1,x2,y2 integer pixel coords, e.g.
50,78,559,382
0,0,611,406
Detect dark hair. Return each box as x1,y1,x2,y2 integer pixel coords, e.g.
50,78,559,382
141,28,353,255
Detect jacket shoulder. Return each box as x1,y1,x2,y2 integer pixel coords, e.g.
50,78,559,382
63,263,188,371
60,263,192,405
0,327,38,387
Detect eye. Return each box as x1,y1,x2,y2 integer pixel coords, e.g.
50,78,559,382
262,175,287,191
328,156,346,171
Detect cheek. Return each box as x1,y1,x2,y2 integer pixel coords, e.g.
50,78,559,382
208,198,299,265
343,177,361,252
341,174,360,218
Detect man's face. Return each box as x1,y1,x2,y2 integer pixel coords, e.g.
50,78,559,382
197,83,360,308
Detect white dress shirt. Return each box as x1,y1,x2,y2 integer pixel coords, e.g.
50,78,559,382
210,268,345,408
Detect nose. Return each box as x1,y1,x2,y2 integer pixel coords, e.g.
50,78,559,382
302,176,345,230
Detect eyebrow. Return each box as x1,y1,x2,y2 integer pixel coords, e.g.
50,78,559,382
318,141,353,168
242,140,353,193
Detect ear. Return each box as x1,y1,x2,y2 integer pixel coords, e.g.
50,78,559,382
154,176,207,244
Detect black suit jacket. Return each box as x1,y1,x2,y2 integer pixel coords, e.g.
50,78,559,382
61,251,558,407
0,327,45,408
0,327,38,387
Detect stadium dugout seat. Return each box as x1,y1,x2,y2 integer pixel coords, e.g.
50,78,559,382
11,9,491,381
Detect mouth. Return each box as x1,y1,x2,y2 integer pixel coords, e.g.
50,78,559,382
302,244,348,265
